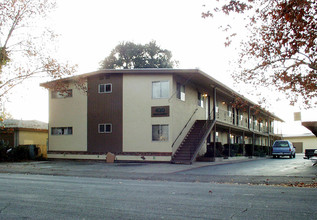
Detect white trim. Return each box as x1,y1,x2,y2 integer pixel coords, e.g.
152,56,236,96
98,83,112,93
98,123,112,133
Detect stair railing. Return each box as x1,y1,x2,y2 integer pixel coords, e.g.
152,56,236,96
189,119,216,164
171,108,198,150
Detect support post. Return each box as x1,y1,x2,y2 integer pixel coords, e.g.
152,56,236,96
243,131,245,156
213,87,217,159
228,128,231,158
248,106,251,129
213,125,216,158
252,132,255,158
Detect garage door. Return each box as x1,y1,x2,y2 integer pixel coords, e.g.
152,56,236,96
293,142,303,153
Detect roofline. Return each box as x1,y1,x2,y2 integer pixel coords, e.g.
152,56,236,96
282,133,315,138
40,68,284,122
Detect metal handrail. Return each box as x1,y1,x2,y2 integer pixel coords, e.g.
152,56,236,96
171,108,198,149
189,119,216,163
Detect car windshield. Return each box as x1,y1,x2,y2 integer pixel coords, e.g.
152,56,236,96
273,141,289,147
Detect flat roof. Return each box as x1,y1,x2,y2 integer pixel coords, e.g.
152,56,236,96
40,68,284,122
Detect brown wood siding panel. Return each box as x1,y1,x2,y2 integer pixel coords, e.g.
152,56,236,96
87,74,123,153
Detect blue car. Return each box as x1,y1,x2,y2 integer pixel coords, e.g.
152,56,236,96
272,140,296,159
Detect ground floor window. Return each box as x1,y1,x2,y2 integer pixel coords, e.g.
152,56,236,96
51,127,73,135
98,123,112,133
152,125,169,141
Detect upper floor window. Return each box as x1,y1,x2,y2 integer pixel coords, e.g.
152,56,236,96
198,92,204,107
98,83,112,93
176,83,185,101
98,123,112,133
152,81,169,99
51,127,73,135
51,89,72,99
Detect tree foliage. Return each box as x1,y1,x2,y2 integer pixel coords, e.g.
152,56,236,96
203,0,316,108
100,41,177,69
0,0,77,99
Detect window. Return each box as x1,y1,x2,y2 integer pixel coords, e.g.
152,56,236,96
51,89,72,99
176,83,185,101
51,127,73,135
152,125,169,141
98,123,112,133
198,92,204,107
227,105,232,117
152,81,169,99
98,83,112,93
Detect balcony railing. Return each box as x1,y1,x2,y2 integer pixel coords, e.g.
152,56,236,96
216,109,233,124
216,109,274,134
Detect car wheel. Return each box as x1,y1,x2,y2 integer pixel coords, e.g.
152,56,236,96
294,154,296,158
273,155,276,158
289,155,292,159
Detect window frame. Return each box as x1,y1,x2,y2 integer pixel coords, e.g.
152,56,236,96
51,89,73,99
98,123,112,133
152,124,169,141
152,81,169,99
198,92,204,108
51,127,73,135
176,82,185,101
98,83,112,94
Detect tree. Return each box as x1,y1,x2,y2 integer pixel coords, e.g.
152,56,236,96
202,0,316,108
100,41,178,69
0,0,77,99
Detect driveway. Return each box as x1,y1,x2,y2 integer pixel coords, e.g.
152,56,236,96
180,154,315,176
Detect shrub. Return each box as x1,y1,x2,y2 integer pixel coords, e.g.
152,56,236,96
0,140,11,162
11,146,30,161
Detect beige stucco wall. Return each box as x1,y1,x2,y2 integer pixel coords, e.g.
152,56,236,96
122,74,173,153
170,76,207,155
48,83,87,151
18,130,48,145
122,74,208,155
284,136,317,151
19,130,48,158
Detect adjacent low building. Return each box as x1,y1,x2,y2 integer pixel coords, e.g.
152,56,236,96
41,69,283,163
283,133,317,153
0,119,48,157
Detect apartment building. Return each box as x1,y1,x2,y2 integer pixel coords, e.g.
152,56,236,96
41,69,283,163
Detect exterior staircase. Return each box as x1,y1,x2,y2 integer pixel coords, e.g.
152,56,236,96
172,120,216,164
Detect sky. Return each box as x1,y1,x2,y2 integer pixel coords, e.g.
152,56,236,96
3,0,316,135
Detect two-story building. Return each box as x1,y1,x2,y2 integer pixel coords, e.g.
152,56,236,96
41,69,283,163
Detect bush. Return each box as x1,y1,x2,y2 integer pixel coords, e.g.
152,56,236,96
205,142,224,157
0,140,11,162
245,144,253,156
0,141,33,162
11,146,30,161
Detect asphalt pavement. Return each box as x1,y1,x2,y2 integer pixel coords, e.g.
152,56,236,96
1,173,316,220
0,154,316,185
